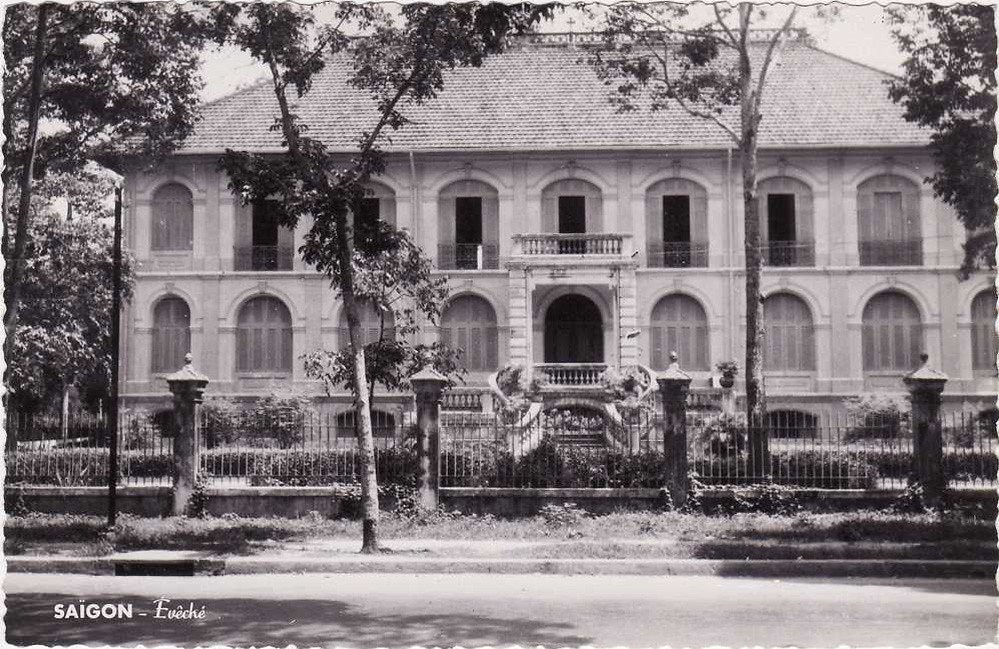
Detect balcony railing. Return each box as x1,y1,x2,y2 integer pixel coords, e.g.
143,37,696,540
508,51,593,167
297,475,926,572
859,240,923,266
234,246,294,271
647,241,709,268
760,241,815,267
515,233,624,256
536,363,608,387
437,243,500,270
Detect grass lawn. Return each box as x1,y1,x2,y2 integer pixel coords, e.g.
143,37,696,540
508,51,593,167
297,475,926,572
5,508,995,561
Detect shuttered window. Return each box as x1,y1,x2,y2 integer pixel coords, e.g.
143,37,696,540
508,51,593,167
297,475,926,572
440,295,499,372
236,296,293,373
151,183,194,251
540,179,603,233
650,294,709,370
339,301,395,350
763,293,815,371
437,180,499,269
645,178,709,267
862,291,922,372
151,297,191,373
971,289,997,372
857,175,922,265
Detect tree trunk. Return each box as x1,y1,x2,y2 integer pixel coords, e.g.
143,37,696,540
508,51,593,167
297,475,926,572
738,5,768,477
61,385,70,443
4,5,50,340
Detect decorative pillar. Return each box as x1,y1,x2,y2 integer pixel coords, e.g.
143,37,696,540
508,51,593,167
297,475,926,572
903,353,948,506
411,367,447,511
165,353,209,516
656,352,693,507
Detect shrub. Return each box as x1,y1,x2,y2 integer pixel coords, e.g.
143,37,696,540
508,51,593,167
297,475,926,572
729,483,801,516
248,392,311,449
539,502,587,527
693,413,747,456
844,394,911,441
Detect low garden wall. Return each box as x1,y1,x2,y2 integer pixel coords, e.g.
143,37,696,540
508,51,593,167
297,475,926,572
7,485,995,519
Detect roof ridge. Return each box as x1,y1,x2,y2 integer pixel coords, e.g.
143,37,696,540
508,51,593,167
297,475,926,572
797,41,901,80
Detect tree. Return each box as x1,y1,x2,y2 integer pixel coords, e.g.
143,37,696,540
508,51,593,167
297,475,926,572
588,2,801,473
221,3,552,552
2,2,236,339
887,5,997,276
302,225,466,410
4,167,135,426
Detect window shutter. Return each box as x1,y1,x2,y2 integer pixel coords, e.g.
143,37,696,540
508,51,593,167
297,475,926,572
381,197,397,228
757,194,769,242
650,295,709,370
541,193,557,232
796,189,814,242
690,192,709,245
486,325,499,369
438,196,455,269
856,188,875,242
586,192,603,232
900,186,921,242
651,326,664,369
483,194,500,268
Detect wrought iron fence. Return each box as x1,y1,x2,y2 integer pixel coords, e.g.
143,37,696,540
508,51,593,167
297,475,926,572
6,405,995,491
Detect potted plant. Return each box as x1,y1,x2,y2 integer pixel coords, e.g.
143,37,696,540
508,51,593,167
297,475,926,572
715,360,739,388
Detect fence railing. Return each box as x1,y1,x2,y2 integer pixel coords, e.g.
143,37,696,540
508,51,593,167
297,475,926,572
859,240,923,266
646,241,709,268
535,363,607,387
233,245,295,271
6,407,995,491
760,241,815,267
437,243,500,270
514,233,624,256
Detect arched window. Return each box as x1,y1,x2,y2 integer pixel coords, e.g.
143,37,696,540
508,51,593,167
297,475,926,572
650,294,709,370
766,409,818,438
441,295,499,372
540,179,603,234
645,178,709,268
151,297,190,373
862,291,922,372
437,180,499,270
353,182,397,246
151,183,194,251
757,176,815,267
335,410,397,440
857,175,922,266
763,293,815,371
971,289,997,372
236,296,293,373
338,301,395,350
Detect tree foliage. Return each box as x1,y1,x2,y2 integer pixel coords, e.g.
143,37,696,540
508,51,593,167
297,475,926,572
588,2,800,472
887,5,997,276
4,168,135,409
2,2,237,339
220,3,553,551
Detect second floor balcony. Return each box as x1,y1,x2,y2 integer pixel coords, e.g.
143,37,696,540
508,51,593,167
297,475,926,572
859,239,923,266
647,241,709,268
760,241,815,267
437,243,500,270
513,233,626,257
234,246,295,271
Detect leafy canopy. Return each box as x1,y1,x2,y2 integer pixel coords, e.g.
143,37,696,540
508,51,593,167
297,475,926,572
887,5,997,275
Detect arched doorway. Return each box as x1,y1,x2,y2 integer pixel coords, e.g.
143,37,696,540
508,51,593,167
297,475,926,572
544,294,603,363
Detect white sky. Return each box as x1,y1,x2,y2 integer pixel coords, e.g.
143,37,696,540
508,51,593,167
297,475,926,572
199,2,908,103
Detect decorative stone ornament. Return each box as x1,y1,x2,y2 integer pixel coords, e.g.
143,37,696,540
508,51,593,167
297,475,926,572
411,366,448,400
903,353,948,396
165,353,210,404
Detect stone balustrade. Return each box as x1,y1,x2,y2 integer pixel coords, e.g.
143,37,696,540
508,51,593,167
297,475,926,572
536,363,608,387
513,233,625,256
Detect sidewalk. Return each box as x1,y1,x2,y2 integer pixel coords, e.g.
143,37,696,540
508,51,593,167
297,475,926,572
6,537,995,579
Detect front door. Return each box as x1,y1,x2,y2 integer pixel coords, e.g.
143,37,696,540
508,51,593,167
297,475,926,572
543,294,604,363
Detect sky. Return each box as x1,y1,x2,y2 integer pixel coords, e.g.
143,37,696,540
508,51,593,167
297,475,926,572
198,2,909,103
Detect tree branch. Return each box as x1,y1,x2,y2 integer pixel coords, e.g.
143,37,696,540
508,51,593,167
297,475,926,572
752,7,797,120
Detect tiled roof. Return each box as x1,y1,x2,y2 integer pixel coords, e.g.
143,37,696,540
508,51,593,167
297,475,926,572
181,38,929,154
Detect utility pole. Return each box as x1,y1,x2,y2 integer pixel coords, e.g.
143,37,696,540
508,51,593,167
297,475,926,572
107,185,123,527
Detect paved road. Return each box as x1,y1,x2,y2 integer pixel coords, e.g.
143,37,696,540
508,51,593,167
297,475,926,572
4,573,995,648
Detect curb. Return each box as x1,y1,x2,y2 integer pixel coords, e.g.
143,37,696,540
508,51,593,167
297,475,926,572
6,556,995,579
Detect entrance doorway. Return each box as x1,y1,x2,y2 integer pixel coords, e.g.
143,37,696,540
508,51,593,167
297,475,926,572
543,294,604,363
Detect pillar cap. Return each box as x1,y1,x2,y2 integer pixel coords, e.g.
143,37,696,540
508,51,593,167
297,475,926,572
903,353,949,383
410,367,448,384
657,351,692,384
165,353,209,387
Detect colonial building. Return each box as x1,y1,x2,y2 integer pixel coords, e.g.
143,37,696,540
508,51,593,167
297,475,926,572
121,33,997,423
